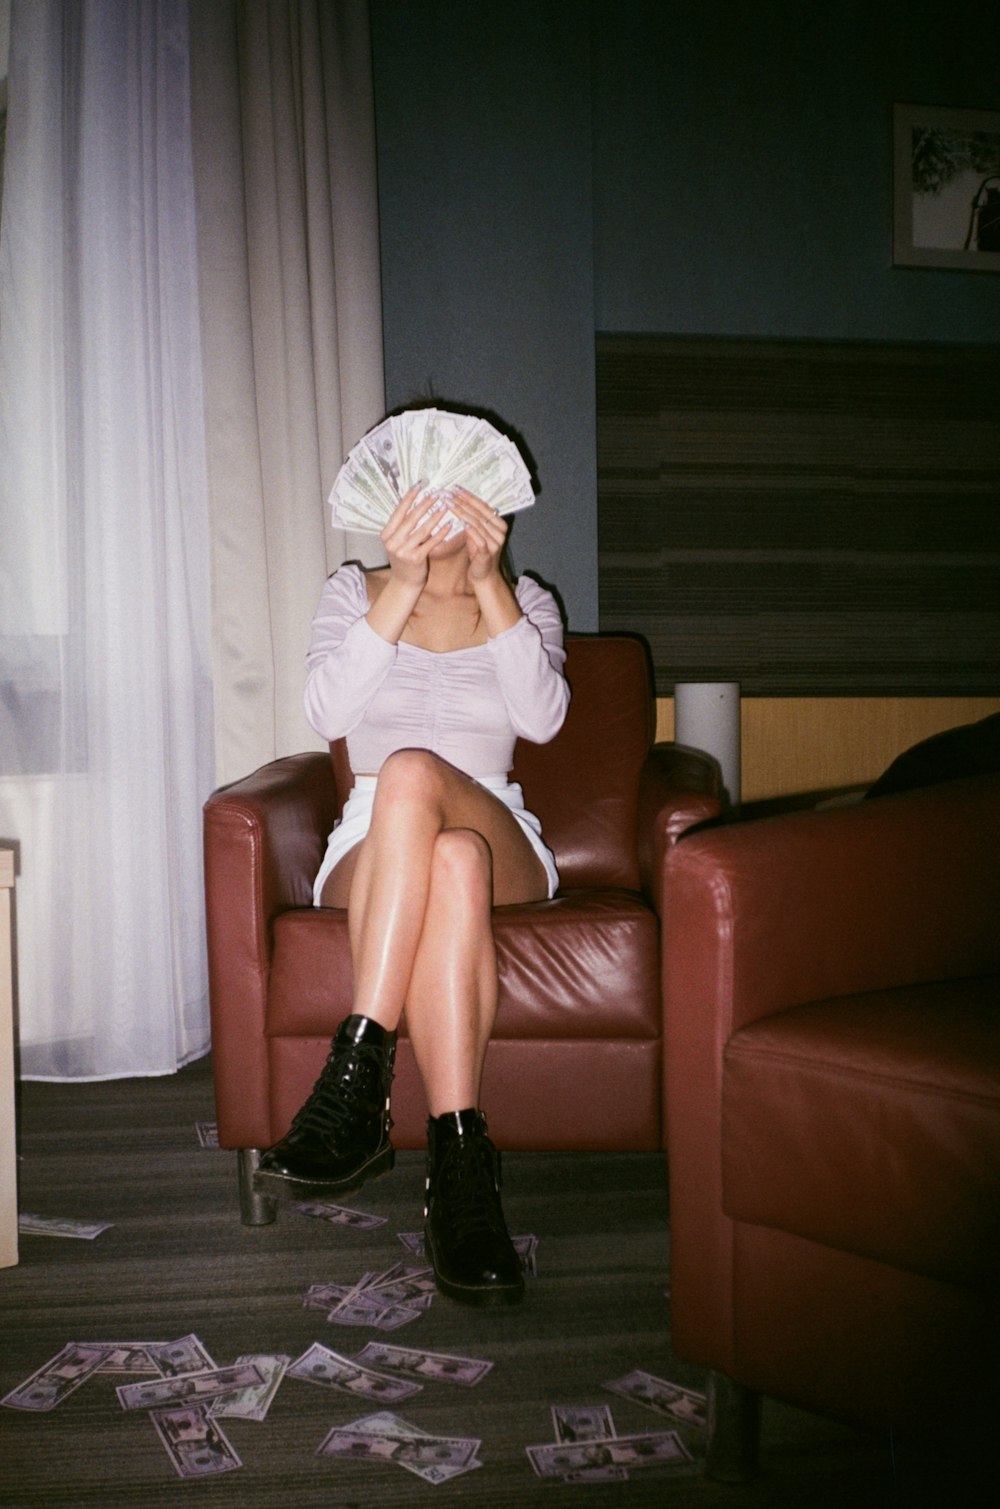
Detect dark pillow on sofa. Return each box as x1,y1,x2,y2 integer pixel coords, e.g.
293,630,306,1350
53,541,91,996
866,713,1000,799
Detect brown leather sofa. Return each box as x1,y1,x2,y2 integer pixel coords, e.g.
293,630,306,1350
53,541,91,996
662,772,1000,1477
204,634,719,1223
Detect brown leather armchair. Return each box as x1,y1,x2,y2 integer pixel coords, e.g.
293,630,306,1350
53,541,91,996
204,634,719,1224
662,772,1000,1480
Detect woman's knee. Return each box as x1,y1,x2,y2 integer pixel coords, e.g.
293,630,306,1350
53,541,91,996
373,748,447,811
428,828,493,907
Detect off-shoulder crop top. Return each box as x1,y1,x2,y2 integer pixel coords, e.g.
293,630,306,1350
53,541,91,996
303,564,570,777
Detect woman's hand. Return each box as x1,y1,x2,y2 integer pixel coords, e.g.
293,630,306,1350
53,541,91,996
448,488,509,583
380,484,445,589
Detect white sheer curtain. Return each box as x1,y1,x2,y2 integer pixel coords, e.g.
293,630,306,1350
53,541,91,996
0,0,215,1079
190,0,386,786
0,0,385,1079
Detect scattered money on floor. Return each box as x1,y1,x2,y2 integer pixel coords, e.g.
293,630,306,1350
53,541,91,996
17,1213,114,1239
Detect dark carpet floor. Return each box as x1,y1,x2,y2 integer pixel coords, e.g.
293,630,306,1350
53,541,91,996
0,1057,976,1507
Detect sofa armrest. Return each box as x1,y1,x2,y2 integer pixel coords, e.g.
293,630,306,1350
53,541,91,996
203,752,338,1145
637,742,721,912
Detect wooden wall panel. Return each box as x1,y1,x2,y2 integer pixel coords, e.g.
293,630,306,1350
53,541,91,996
598,335,1000,696
654,696,1000,803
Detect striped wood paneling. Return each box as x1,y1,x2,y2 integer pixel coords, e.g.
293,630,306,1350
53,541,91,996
597,335,1000,696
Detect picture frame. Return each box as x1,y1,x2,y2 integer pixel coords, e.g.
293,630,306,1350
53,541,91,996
892,103,1000,272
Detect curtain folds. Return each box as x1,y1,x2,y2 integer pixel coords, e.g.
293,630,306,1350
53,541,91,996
190,0,386,787
0,0,215,1079
0,0,385,1079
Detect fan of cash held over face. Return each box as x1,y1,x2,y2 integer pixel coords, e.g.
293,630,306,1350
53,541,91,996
329,408,536,538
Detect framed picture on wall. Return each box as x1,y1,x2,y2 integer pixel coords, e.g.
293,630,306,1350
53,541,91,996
892,103,1000,272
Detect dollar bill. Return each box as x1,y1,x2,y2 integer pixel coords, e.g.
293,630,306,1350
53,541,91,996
603,1369,708,1429
328,1292,427,1330
287,1342,422,1401
330,408,535,534
145,1334,218,1377
149,1404,243,1478
1,1344,110,1411
208,1354,289,1421
551,1402,627,1483
304,1274,377,1310
337,1409,483,1483
317,1413,482,1484
291,1201,387,1229
310,1263,435,1330
17,1213,114,1240
116,1362,265,1411
526,1429,692,1477
84,1343,163,1374
353,1342,493,1387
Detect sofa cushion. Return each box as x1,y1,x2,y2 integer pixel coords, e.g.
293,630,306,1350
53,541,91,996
267,890,661,1040
721,976,1000,1285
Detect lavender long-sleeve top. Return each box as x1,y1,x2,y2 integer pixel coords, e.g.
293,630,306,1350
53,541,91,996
304,564,570,776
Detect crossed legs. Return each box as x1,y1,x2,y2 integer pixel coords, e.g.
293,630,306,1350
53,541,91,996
320,748,548,1110
262,749,545,1303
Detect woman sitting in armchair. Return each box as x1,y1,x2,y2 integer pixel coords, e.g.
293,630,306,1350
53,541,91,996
258,474,569,1307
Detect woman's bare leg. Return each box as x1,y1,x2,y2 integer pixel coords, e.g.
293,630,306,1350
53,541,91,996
322,749,542,1305
321,749,546,1057
403,827,497,1113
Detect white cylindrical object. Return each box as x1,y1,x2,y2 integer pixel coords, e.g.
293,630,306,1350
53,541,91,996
673,681,741,809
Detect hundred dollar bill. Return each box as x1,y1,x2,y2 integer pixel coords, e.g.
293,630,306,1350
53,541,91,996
330,409,536,535
1,1343,110,1411
145,1334,218,1377
328,1292,426,1330
149,1404,243,1478
208,1354,289,1422
354,1341,493,1387
337,1409,483,1483
552,1402,627,1483
291,1201,387,1229
287,1342,422,1401
317,1414,482,1484
304,1275,376,1310
116,1362,264,1411
83,1343,163,1374
304,1263,435,1329
17,1213,114,1240
526,1429,692,1477
304,1282,424,1331
603,1369,708,1429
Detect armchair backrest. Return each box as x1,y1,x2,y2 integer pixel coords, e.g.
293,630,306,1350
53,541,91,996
329,634,655,894
512,634,654,890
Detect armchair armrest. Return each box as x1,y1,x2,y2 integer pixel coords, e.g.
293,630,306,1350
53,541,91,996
203,752,338,1146
637,742,721,911
665,771,1000,1045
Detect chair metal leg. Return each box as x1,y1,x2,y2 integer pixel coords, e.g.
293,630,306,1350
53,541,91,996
237,1148,278,1226
705,1370,761,1482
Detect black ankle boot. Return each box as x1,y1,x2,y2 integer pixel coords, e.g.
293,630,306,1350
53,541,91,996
257,1015,396,1195
424,1109,524,1306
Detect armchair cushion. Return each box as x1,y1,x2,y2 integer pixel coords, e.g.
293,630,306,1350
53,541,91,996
267,892,660,1040
722,977,1000,1285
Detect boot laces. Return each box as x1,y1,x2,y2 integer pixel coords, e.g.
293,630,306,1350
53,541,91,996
434,1136,508,1243
287,1040,388,1146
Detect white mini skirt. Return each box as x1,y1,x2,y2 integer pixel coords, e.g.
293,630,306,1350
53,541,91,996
313,773,560,906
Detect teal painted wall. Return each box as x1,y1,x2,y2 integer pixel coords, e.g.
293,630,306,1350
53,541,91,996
372,0,1000,630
